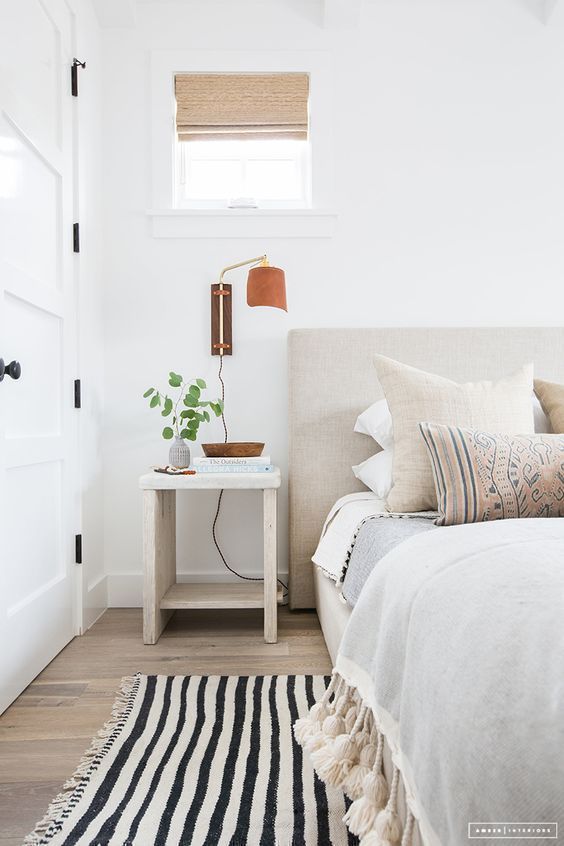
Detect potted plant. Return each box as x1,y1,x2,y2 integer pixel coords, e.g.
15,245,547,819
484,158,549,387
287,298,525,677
143,372,224,468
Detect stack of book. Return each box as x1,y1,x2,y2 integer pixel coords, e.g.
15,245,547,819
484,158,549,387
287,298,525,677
192,456,273,473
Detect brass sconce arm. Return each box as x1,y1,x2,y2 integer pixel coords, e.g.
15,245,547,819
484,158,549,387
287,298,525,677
218,255,268,285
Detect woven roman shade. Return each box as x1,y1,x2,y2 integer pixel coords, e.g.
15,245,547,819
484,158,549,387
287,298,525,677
174,73,309,142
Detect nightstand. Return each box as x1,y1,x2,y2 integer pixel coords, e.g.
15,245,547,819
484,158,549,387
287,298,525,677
139,468,282,645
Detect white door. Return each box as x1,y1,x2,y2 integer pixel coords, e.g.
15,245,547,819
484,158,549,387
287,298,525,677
0,0,80,713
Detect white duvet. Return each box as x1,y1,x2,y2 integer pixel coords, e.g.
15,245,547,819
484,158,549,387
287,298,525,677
312,492,388,582
336,518,564,845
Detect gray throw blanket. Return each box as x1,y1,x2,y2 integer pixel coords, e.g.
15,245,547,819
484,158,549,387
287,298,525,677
342,516,436,606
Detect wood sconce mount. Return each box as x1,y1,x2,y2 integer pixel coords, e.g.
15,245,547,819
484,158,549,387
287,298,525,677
211,283,232,356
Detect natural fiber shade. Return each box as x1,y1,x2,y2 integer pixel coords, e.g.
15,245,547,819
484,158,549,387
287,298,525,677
175,73,309,142
247,266,287,311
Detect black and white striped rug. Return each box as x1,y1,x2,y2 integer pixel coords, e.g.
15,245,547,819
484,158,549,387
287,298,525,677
26,674,359,846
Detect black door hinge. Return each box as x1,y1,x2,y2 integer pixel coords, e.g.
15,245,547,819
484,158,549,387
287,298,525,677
73,222,80,253
74,379,81,409
75,534,83,564
71,58,86,97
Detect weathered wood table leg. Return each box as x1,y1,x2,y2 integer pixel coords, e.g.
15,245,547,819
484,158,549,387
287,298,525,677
263,487,278,643
143,489,176,644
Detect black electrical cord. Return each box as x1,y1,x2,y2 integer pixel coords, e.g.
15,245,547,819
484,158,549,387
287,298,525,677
217,354,228,443
211,355,288,599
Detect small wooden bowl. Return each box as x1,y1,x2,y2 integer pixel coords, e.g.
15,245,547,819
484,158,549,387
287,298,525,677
202,442,264,458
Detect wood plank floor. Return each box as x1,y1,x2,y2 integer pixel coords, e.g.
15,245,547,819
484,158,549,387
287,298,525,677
0,607,331,845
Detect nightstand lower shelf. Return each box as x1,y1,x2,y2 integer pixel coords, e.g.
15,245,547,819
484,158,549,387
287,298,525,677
160,582,283,610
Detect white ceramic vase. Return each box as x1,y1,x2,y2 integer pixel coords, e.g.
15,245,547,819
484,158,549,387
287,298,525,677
169,436,191,469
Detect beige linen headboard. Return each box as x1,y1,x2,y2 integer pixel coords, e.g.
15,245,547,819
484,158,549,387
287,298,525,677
288,327,564,608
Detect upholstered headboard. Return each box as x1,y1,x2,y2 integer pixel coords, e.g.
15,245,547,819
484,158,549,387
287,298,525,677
288,327,564,608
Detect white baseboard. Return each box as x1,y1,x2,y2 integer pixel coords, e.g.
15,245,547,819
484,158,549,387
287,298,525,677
107,571,290,608
83,573,108,630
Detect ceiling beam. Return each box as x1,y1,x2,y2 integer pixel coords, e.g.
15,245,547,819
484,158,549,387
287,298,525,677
543,0,563,22
92,0,137,28
323,0,361,29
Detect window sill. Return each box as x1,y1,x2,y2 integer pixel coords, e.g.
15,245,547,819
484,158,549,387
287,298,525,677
146,208,338,239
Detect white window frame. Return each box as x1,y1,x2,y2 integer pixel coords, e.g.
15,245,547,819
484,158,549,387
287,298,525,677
148,49,336,238
176,137,311,210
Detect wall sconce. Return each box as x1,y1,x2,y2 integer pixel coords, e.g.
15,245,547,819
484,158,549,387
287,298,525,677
207,257,288,596
211,255,287,356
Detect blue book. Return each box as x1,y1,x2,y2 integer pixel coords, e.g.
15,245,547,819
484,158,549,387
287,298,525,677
192,464,274,474
193,455,271,466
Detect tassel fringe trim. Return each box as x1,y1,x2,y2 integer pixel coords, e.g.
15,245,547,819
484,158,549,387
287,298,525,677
294,671,416,846
23,673,141,845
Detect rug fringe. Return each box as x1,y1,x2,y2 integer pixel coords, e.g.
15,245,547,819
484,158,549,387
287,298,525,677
23,673,141,846
293,670,417,846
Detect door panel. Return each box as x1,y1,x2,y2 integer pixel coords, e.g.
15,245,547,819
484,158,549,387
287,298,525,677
6,461,63,611
0,0,63,149
0,0,78,714
3,294,62,438
0,114,61,288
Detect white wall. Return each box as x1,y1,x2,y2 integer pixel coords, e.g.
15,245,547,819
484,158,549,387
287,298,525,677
101,0,564,605
76,0,107,628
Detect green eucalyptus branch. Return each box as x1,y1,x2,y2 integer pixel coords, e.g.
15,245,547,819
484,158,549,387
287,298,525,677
143,371,224,442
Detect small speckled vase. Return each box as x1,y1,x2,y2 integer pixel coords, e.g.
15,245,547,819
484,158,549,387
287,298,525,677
169,436,191,469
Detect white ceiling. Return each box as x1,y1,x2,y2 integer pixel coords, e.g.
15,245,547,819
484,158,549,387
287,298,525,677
91,0,356,29
91,0,561,29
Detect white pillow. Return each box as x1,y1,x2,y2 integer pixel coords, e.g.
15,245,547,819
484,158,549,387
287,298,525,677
356,395,549,450
352,449,393,499
354,399,393,449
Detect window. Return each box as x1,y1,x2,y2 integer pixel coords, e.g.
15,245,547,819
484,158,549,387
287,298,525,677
174,73,310,209
178,138,308,208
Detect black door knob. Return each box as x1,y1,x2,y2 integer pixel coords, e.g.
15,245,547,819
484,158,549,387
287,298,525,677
0,359,21,381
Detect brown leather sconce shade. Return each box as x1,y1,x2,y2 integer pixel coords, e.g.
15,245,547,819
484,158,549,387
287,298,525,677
247,266,287,312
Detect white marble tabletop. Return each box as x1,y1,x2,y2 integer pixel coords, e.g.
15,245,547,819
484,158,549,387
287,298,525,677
139,466,281,490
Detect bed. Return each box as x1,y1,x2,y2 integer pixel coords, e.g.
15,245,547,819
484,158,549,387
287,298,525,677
288,328,564,845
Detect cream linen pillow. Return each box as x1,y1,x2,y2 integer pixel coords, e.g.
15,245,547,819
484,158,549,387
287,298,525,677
534,379,564,434
373,355,535,512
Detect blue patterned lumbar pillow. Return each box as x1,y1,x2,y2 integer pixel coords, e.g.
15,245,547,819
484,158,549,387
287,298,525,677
419,422,564,526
